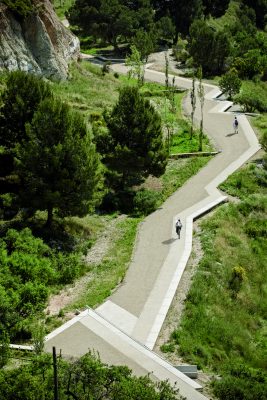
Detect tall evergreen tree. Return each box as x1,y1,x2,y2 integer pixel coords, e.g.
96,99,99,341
16,99,102,226
95,86,167,190
0,71,52,150
0,71,52,218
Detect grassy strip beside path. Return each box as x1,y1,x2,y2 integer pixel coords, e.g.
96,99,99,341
161,159,267,399
70,217,141,309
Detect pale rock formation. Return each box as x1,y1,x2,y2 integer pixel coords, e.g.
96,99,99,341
0,0,80,80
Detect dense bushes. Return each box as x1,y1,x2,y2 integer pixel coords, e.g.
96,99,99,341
133,189,161,216
0,228,83,340
0,351,181,400
213,362,267,400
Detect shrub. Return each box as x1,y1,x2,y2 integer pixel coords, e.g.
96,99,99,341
228,266,247,297
245,217,267,238
160,342,175,353
133,189,161,216
213,363,267,400
234,82,267,113
219,69,241,100
102,61,111,76
55,252,83,284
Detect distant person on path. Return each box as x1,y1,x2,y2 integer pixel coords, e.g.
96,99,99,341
233,116,239,134
175,218,183,239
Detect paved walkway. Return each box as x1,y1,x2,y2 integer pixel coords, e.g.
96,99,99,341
45,62,260,400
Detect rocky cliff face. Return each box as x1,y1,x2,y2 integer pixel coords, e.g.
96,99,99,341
0,0,80,80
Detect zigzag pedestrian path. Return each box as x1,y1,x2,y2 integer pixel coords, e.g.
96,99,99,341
45,63,260,400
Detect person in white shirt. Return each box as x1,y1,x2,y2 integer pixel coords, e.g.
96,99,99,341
175,218,182,239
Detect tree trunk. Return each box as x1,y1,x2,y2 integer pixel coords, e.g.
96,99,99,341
45,206,53,228
199,120,203,151
190,115,194,139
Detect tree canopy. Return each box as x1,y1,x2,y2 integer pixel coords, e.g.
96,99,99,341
16,98,102,226
0,71,102,225
68,0,154,47
0,351,182,399
94,86,167,191
0,71,52,150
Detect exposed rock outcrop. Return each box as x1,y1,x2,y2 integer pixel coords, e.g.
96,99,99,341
0,0,80,80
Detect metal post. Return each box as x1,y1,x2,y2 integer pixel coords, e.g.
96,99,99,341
53,346,59,400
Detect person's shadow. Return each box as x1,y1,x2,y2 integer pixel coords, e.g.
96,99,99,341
226,132,238,137
162,238,177,245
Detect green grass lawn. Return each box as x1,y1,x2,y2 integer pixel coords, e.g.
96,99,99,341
51,62,120,117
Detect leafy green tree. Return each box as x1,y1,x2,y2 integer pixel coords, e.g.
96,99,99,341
152,0,203,38
98,0,133,49
126,45,146,86
260,129,267,152
232,49,267,80
16,98,102,227
132,29,156,62
0,351,183,399
95,86,167,191
68,0,154,47
189,20,230,75
0,227,84,340
155,15,175,42
213,30,231,74
219,69,242,100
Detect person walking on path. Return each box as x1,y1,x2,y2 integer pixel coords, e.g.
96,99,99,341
175,218,183,239
233,116,239,134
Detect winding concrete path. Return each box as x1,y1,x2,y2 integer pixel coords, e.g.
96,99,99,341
45,62,260,400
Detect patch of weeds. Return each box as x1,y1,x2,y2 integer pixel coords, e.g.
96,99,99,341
160,342,176,353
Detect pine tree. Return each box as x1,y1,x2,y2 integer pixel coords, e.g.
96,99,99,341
16,98,102,227
95,86,167,190
0,71,52,150
0,71,52,218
